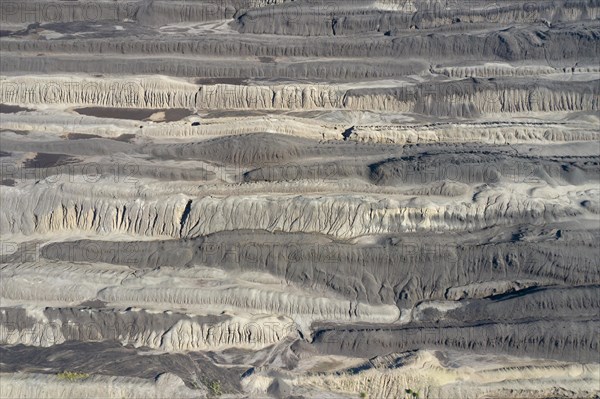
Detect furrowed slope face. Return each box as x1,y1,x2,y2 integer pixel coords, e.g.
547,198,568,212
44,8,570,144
0,0,598,398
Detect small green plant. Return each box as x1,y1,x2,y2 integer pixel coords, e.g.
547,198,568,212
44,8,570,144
360,392,367,398
56,371,90,381
208,380,222,396
405,388,419,398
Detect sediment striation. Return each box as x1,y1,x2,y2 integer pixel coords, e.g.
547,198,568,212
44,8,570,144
1,0,598,398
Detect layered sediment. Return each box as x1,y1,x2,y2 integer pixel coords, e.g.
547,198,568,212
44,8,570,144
1,0,598,398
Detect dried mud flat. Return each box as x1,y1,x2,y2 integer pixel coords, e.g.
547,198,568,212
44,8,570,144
0,1,599,398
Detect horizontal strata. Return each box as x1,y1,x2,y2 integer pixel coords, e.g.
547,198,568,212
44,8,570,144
0,260,400,325
1,132,598,239
1,0,598,398
4,135,597,187
1,75,598,115
34,228,600,307
233,0,600,35
1,243,597,359
1,182,595,238
343,122,600,144
3,55,600,80
312,319,600,363
1,21,598,61
2,0,599,28
2,111,599,144
0,54,429,80
0,0,290,25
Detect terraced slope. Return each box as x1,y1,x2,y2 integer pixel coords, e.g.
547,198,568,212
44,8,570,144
1,0,599,398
